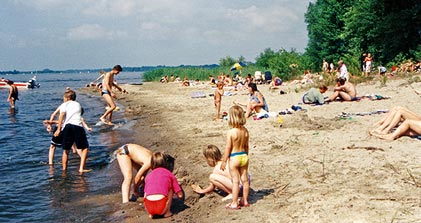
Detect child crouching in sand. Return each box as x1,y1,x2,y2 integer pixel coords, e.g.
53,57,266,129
221,105,250,210
144,152,184,219
191,145,235,201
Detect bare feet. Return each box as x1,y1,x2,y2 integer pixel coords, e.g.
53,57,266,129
370,131,395,141
239,199,250,207
163,212,173,218
221,194,232,201
191,184,203,193
368,129,379,136
79,169,92,173
100,117,107,124
225,203,240,210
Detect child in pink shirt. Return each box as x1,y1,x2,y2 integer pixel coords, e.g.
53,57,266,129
144,152,184,219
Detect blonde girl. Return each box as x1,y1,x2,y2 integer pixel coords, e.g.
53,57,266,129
191,145,233,200
221,105,250,209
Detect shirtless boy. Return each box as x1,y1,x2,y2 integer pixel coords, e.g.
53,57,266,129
327,77,357,102
100,65,127,125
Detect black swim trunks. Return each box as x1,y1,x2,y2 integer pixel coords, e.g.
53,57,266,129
62,124,89,150
51,126,63,147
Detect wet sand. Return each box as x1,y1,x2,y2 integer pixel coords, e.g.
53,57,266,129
84,76,421,222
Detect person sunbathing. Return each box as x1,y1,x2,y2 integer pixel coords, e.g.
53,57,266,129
370,106,421,135
370,119,421,140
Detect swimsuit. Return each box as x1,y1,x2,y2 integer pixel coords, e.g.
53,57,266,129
10,86,18,100
62,124,89,150
118,144,129,155
230,151,248,167
144,196,168,216
250,92,269,112
101,89,110,96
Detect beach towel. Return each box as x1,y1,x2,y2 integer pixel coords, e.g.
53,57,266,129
336,109,389,119
190,91,206,98
360,94,391,100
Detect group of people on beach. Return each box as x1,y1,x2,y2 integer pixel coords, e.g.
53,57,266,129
39,60,421,219
42,65,127,171
113,104,251,217
41,64,250,218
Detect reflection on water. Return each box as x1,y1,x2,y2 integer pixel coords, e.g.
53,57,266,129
8,108,16,123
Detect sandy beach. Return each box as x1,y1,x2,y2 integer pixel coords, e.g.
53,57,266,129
88,76,421,223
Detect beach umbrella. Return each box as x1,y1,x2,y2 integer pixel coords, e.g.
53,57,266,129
230,62,246,71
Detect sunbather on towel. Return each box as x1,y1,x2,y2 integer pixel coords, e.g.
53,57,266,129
370,106,421,136
371,118,421,140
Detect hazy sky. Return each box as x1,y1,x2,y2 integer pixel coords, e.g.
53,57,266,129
0,0,312,71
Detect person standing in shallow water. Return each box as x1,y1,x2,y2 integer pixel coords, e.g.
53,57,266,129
54,90,91,173
100,65,127,125
7,80,18,108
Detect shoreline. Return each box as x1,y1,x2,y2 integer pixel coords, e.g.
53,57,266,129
85,78,421,222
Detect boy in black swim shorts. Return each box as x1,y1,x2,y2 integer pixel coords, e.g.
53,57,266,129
54,90,91,173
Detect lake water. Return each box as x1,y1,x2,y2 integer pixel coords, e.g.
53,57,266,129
0,72,143,222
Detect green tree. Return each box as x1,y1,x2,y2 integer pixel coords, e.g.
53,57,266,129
306,0,421,70
219,56,236,67
255,48,306,80
304,0,353,71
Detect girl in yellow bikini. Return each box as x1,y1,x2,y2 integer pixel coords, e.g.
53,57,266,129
221,105,250,210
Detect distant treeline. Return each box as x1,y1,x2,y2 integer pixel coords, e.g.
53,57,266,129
146,0,420,82
0,64,219,75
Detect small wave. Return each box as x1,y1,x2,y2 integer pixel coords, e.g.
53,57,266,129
107,150,119,164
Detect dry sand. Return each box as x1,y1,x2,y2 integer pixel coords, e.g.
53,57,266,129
90,76,421,223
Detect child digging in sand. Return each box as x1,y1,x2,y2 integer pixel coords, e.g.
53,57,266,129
221,105,250,209
191,145,236,201
214,82,224,120
115,144,152,203
144,152,184,219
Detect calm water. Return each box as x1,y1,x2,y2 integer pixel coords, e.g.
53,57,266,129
0,72,142,222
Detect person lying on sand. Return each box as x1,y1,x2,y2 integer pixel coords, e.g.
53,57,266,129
370,119,421,140
370,106,421,135
369,107,421,140
326,77,357,102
